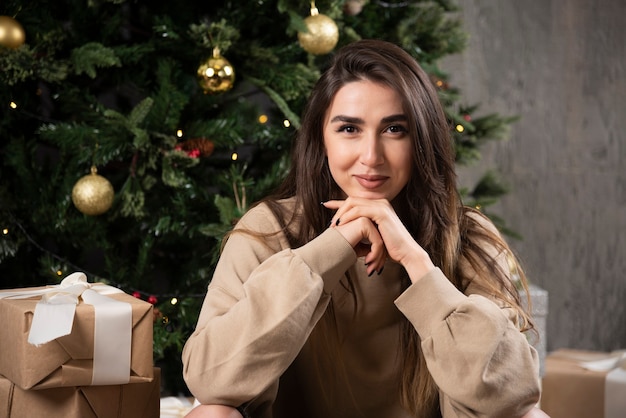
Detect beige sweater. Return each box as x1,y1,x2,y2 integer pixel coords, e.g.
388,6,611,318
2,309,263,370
182,199,540,418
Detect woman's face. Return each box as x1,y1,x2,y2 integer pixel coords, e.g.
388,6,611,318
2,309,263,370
323,80,413,201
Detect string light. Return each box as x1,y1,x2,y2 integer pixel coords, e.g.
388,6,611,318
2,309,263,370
455,124,464,133
6,207,208,301
283,119,291,128
9,101,17,109
176,129,183,137
231,152,238,161
258,114,268,124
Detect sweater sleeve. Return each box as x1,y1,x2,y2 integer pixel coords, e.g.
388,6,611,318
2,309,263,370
394,211,541,418
395,269,540,418
182,203,357,408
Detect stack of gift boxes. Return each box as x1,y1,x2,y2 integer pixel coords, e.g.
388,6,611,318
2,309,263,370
541,349,626,418
0,273,160,418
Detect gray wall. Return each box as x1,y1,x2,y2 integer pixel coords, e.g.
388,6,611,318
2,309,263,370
442,0,626,352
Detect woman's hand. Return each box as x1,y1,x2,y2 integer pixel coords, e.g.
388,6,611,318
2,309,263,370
323,198,435,282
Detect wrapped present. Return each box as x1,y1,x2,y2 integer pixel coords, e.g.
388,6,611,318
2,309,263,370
0,368,160,418
0,273,154,390
541,349,626,418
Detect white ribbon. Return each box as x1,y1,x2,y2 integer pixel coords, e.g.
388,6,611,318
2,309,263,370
580,352,626,418
0,272,132,385
160,397,199,418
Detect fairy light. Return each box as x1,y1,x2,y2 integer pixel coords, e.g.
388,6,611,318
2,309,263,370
170,297,178,305
9,101,17,109
176,129,183,137
56,270,63,276
2,228,8,235
283,119,291,128
258,114,268,124
231,152,238,161
455,124,464,133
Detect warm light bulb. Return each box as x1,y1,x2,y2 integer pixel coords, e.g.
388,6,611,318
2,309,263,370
231,152,238,161
258,114,268,124
56,270,63,276
455,124,464,133
176,130,183,137
2,228,8,235
170,297,178,305
10,101,17,109
283,119,291,128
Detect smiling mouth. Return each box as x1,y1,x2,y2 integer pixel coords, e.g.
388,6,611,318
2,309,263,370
354,175,388,189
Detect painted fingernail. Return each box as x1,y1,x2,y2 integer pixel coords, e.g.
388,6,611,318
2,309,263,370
364,262,371,267
335,218,340,226
368,270,374,277
377,267,384,275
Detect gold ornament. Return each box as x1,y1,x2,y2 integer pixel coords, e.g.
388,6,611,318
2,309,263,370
298,3,339,55
343,0,367,16
197,47,235,94
71,166,114,215
0,15,26,49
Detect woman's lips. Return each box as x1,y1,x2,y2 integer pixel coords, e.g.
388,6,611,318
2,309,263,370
354,175,388,189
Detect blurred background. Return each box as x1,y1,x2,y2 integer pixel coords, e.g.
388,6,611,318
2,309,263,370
445,0,626,352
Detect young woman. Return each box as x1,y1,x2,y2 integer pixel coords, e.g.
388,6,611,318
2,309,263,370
182,39,545,418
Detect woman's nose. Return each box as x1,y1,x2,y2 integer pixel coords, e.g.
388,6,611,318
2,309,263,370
359,134,384,167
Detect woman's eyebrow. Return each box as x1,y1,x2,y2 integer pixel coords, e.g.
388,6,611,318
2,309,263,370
329,115,364,124
328,114,407,124
381,114,408,123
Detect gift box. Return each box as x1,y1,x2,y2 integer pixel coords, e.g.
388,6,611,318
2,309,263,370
0,368,160,418
0,273,154,390
541,349,626,418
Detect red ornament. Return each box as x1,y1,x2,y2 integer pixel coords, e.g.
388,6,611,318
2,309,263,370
463,114,472,122
147,295,158,305
132,291,141,299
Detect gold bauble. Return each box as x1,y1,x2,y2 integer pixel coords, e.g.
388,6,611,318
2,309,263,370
197,47,235,94
343,0,367,16
298,13,339,55
71,166,114,216
0,15,26,49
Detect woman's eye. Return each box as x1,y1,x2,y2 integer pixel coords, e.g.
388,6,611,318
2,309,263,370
386,125,408,134
337,124,358,133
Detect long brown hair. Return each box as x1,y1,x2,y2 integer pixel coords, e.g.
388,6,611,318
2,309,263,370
254,39,533,417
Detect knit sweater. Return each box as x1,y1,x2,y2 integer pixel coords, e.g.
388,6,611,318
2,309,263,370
182,198,541,417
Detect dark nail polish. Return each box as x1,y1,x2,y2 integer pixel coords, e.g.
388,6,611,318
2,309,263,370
368,270,374,277
377,267,384,275
335,218,340,226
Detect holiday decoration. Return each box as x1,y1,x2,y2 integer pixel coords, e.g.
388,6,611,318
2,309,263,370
175,138,215,157
297,3,339,55
197,47,235,94
0,15,26,49
71,166,114,215
0,273,154,390
343,0,367,16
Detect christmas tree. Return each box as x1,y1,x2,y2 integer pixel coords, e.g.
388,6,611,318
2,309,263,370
0,0,516,394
